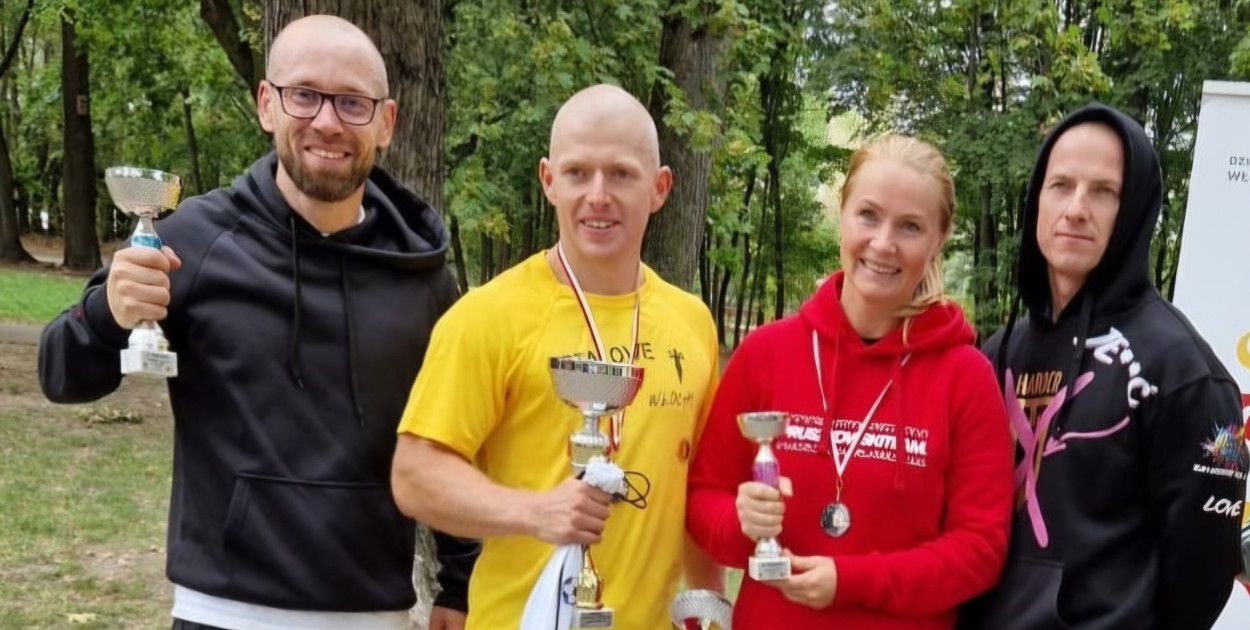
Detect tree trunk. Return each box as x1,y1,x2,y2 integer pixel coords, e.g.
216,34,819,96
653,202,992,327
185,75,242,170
731,234,752,350
746,254,766,335
733,177,768,350
0,0,35,263
265,1,446,214
698,227,710,306
769,154,783,319
641,7,725,290
0,120,33,263
479,233,493,285
61,14,101,272
181,87,205,196
200,0,263,101
974,183,996,333
541,194,554,249
716,173,755,346
449,214,469,294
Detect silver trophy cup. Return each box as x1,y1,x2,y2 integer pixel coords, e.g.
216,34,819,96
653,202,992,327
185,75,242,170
670,589,733,629
550,357,645,474
738,411,792,581
104,166,181,377
550,356,645,629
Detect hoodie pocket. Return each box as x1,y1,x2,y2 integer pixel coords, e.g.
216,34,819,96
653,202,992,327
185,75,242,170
964,557,1072,630
222,473,415,611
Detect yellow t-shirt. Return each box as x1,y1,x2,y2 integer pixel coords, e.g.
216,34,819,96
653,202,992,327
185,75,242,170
398,252,719,630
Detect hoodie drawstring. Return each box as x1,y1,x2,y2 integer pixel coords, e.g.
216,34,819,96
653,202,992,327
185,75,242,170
341,258,366,427
288,215,305,390
287,215,367,426
1051,293,1094,436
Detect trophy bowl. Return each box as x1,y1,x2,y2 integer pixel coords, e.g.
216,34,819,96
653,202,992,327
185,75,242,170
549,357,645,413
737,411,789,443
105,166,181,217
670,589,733,629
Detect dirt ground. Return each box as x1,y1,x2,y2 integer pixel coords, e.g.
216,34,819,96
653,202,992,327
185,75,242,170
0,340,172,422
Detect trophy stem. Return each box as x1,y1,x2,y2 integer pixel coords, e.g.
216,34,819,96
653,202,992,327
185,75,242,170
121,211,176,376
569,410,610,475
131,214,162,249
739,412,792,582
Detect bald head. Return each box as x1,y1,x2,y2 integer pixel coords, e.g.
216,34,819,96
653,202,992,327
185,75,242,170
268,15,389,96
549,84,660,168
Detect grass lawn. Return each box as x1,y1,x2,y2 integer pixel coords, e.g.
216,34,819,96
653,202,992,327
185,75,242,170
0,267,89,324
0,407,171,629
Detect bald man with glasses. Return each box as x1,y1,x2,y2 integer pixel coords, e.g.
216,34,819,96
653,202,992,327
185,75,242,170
38,15,476,630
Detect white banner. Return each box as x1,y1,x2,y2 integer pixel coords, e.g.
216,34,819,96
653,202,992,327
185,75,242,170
1172,80,1250,630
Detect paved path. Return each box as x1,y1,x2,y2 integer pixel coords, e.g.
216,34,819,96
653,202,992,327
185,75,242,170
0,322,42,345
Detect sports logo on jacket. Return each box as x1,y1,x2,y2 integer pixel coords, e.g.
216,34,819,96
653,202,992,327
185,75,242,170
1195,422,1248,480
1005,327,1157,548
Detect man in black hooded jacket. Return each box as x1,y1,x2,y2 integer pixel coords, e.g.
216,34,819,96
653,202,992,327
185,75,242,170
958,104,1247,630
38,15,475,630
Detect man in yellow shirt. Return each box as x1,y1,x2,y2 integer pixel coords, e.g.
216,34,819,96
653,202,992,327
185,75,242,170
391,84,720,629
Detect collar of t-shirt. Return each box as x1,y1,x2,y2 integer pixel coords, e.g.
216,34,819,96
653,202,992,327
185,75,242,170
319,205,367,237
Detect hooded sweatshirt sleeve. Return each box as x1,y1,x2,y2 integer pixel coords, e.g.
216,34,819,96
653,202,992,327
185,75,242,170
37,267,132,403
1146,374,1245,628
833,352,1014,615
431,529,479,612
686,330,768,568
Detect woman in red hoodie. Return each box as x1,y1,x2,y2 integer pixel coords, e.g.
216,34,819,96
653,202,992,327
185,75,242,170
686,135,1013,629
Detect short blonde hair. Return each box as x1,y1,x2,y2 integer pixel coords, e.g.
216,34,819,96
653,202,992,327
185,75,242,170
840,134,955,320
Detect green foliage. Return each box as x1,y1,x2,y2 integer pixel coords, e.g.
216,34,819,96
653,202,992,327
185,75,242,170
3,0,1246,341
817,0,1248,334
4,0,266,243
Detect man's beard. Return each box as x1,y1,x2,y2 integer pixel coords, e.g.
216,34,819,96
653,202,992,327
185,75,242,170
277,140,375,202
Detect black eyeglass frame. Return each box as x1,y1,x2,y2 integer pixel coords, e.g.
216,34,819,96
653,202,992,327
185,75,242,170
266,81,387,126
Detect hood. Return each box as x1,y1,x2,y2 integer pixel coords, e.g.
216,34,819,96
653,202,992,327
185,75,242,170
1017,103,1162,321
235,152,450,269
799,271,974,355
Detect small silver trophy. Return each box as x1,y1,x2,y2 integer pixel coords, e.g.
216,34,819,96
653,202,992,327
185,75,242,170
550,356,645,629
670,589,732,629
738,411,792,581
104,166,182,377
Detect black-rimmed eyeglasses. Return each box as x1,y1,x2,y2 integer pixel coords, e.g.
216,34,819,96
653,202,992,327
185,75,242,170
267,81,385,126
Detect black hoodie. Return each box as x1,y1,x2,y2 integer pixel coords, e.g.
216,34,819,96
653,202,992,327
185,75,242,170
39,153,477,613
959,105,1247,629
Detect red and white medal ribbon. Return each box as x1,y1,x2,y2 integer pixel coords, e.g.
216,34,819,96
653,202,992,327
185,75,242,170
556,243,641,451
812,331,908,492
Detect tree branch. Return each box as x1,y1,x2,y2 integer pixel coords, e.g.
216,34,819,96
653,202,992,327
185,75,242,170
200,0,261,102
0,0,35,80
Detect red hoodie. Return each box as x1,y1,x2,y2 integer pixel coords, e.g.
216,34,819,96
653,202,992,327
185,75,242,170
687,272,1013,629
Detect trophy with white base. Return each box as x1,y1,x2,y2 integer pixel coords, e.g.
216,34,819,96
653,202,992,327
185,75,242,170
738,411,792,581
670,589,733,629
550,356,645,629
104,166,181,377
